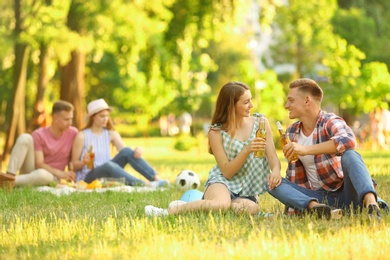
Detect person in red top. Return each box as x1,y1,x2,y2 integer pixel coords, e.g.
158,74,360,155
0,100,78,187
267,78,388,220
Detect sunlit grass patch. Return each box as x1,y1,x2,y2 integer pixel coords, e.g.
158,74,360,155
1,137,390,259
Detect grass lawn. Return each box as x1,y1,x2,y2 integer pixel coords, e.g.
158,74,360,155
1,136,390,259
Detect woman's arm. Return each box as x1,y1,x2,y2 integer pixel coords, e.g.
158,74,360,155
110,130,126,151
71,132,86,170
209,129,252,180
264,118,282,189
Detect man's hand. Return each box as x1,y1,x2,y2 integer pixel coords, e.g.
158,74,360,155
57,170,76,182
283,142,306,161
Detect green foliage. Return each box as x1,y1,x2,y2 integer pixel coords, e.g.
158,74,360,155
1,0,390,140
271,0,337,77
173,134,198,151
359,62,390,111
321,35,365,111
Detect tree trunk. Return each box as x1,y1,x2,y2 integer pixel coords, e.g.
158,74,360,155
2,44,30,162
60,0,87,129
60,50,86,129
2,0,29,162
28,43,50,132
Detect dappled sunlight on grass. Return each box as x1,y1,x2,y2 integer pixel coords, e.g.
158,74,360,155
1,137,390,258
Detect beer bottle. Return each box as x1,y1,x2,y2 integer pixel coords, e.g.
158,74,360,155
87,145,95,169
68,162,74,172
276,121,298,163
254,116,266,158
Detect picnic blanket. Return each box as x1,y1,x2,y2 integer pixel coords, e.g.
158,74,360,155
36,185,164,196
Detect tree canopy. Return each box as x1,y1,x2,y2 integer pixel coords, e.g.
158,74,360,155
1,0,390,159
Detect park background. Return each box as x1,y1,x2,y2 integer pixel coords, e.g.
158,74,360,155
1,0,390,161
1,1,390,259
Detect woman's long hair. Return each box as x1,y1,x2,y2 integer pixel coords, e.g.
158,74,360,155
82,109,114,130
209,81,249,154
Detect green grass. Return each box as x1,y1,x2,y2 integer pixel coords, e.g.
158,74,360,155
1,136,390,259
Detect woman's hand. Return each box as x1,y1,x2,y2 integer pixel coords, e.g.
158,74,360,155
82,153,92,165
133,147,143,159
267,172,281,190
246,137,266,154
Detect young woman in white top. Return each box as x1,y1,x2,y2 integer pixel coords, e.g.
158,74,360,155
71,99,168,187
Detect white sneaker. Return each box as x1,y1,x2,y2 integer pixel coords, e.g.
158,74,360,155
145,205,168,217
168,200,187,209
150,180,169,188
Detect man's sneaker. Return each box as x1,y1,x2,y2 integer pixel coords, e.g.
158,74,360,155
309,204,343,220
168,200,187,210
367,204,382,221
145,205,168,217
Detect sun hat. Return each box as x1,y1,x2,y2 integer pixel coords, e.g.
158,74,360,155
87,98,112,117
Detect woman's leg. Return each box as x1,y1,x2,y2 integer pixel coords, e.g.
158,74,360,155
231,198,259,215
111,148,158,181
84,161,145,186
169,183,232,215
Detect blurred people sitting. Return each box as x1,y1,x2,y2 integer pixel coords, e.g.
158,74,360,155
0,100,77,187
71,98,168,187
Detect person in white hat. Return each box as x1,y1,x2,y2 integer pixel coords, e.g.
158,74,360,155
71,98,168,187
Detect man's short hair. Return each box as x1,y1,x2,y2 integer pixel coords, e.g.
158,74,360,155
289,78,323,102
52,100,74,114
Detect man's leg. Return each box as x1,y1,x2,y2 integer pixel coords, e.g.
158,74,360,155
340,149,384,219
267,178,326,212
1,134,35,186
339,149,378,209
15,169,56,187
7,134,35,175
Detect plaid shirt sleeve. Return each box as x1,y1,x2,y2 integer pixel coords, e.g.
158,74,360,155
322,114,356,154
286,111,354,191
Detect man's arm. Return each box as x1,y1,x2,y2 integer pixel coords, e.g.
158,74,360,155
35,151,74,181
285,140,336,158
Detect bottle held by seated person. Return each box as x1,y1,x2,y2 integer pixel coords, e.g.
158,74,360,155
276,121,298,163
87,145,95,169
254,116,266,158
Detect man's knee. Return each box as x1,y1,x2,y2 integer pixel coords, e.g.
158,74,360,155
341,149,363,166
16,133,33,146
15,169,55,187
33,169,56,185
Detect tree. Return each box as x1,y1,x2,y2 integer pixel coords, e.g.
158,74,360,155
336,0,390,67
321,36,366,122
270,0,337,78
2,0,31,161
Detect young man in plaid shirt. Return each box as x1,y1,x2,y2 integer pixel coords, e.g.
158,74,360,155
267,78,387,220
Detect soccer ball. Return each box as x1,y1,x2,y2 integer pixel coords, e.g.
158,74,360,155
174,170,201,190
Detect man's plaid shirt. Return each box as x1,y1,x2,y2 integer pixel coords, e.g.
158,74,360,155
286,110,357,191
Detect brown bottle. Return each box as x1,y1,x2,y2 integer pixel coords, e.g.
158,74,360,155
68,162,74,172
254,116,266,158
276,121,298,163
87,145,95,169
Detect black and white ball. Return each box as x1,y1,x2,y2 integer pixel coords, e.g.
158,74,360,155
175,170,200,190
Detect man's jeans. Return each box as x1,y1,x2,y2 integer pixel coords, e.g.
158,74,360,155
84,147,157,186
267,150,389,212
